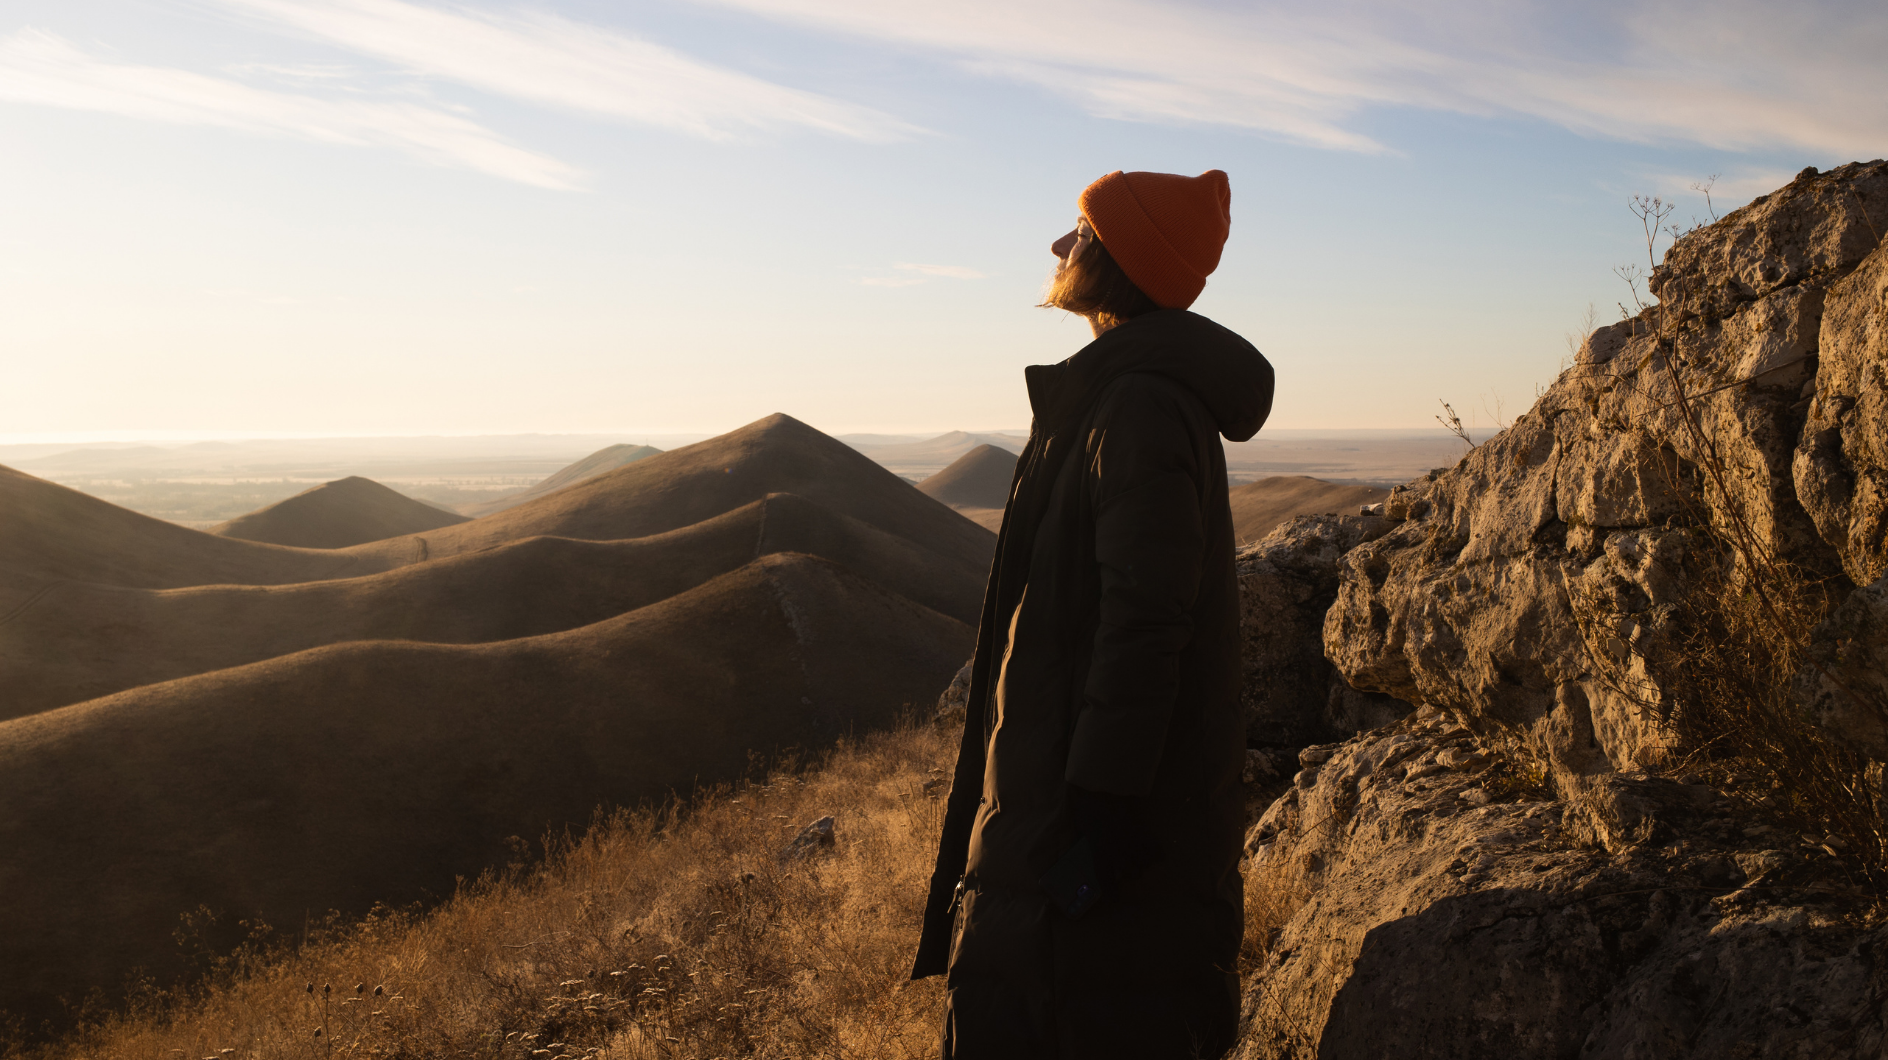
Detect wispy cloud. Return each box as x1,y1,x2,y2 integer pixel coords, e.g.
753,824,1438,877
689,0,1888,157
1640,167,1807,210
896,263,984,279
209,0,919,142
0,28,582,188
858,262,985,286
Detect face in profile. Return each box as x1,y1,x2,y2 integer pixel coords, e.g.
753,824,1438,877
1050,219,1095,278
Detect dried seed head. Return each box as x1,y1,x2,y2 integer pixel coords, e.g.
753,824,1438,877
322,984,331,995
305,983,314,994
374,985,384,996
355,983,366,994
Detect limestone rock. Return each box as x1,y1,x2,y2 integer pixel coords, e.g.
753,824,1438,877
1237,514,1411,747
1796,237,1888,586
1232,716,1881,1059
1324,160,1888,786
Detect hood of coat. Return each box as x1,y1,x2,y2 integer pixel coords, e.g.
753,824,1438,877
1024,310,1274,443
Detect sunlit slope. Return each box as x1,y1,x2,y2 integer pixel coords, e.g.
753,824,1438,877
1230,475,1390,543
0,465,399,607
0,493,985,719
210,476,469,548
458,443,663,517
0,552,970,1023
346,414,995,571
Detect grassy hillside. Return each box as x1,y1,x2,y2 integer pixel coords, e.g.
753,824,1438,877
18,720,960,1059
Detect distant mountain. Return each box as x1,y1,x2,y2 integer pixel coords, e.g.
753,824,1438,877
918,444,1017,532
0,413,987,1024
457,443,662,518
14,444,170,469
1230,476,1390,544
919,444,1017,509
845,430,1025,478
209,476,470,549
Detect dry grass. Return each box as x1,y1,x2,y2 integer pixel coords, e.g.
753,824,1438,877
1232,821,1315,1059
20,721,959,1060
1651,547,1888,890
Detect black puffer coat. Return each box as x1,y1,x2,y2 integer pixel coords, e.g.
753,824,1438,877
911,309,1274,1060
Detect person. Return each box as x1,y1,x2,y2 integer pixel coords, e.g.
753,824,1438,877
909,169,1274,1059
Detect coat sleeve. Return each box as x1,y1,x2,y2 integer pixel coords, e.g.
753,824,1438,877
1064,377,1206,797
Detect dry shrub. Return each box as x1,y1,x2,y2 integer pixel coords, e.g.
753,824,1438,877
1651,545,1888,890
1562,251,1888,896
24,720,958,1060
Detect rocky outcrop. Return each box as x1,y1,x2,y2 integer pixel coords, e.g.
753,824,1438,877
1235,711,1886,1058
1233,163,1888,1057
1237,514,1412,749
1324,161,1888,789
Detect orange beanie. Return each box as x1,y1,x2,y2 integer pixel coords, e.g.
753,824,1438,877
1077,169,1231,310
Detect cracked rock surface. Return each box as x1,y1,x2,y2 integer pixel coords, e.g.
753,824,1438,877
1323,161,1888,793
1233,710,1886,1059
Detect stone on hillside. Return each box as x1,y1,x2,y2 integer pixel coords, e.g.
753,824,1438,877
935,659,973,726
777,816,837,864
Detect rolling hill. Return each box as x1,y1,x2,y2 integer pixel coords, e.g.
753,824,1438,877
1,492,984,720
457,443,663,518
341,415,995,570
0,413,989,1026
917,443,1017,532
0,466,398,611
210,476,470,548
844,430,1024,478
0,553,966,1022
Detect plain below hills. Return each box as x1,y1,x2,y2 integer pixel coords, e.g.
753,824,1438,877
210,475,469,549
0,413,987,1026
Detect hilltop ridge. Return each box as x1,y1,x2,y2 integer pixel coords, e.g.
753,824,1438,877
211,476,470,549
457,443,663,518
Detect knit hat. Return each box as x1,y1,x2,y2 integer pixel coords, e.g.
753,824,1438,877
1077,169,1231,310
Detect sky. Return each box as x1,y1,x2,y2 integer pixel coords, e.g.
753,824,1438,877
2,0,1883,438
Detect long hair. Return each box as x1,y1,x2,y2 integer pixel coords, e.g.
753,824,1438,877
1040,232,1161,331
